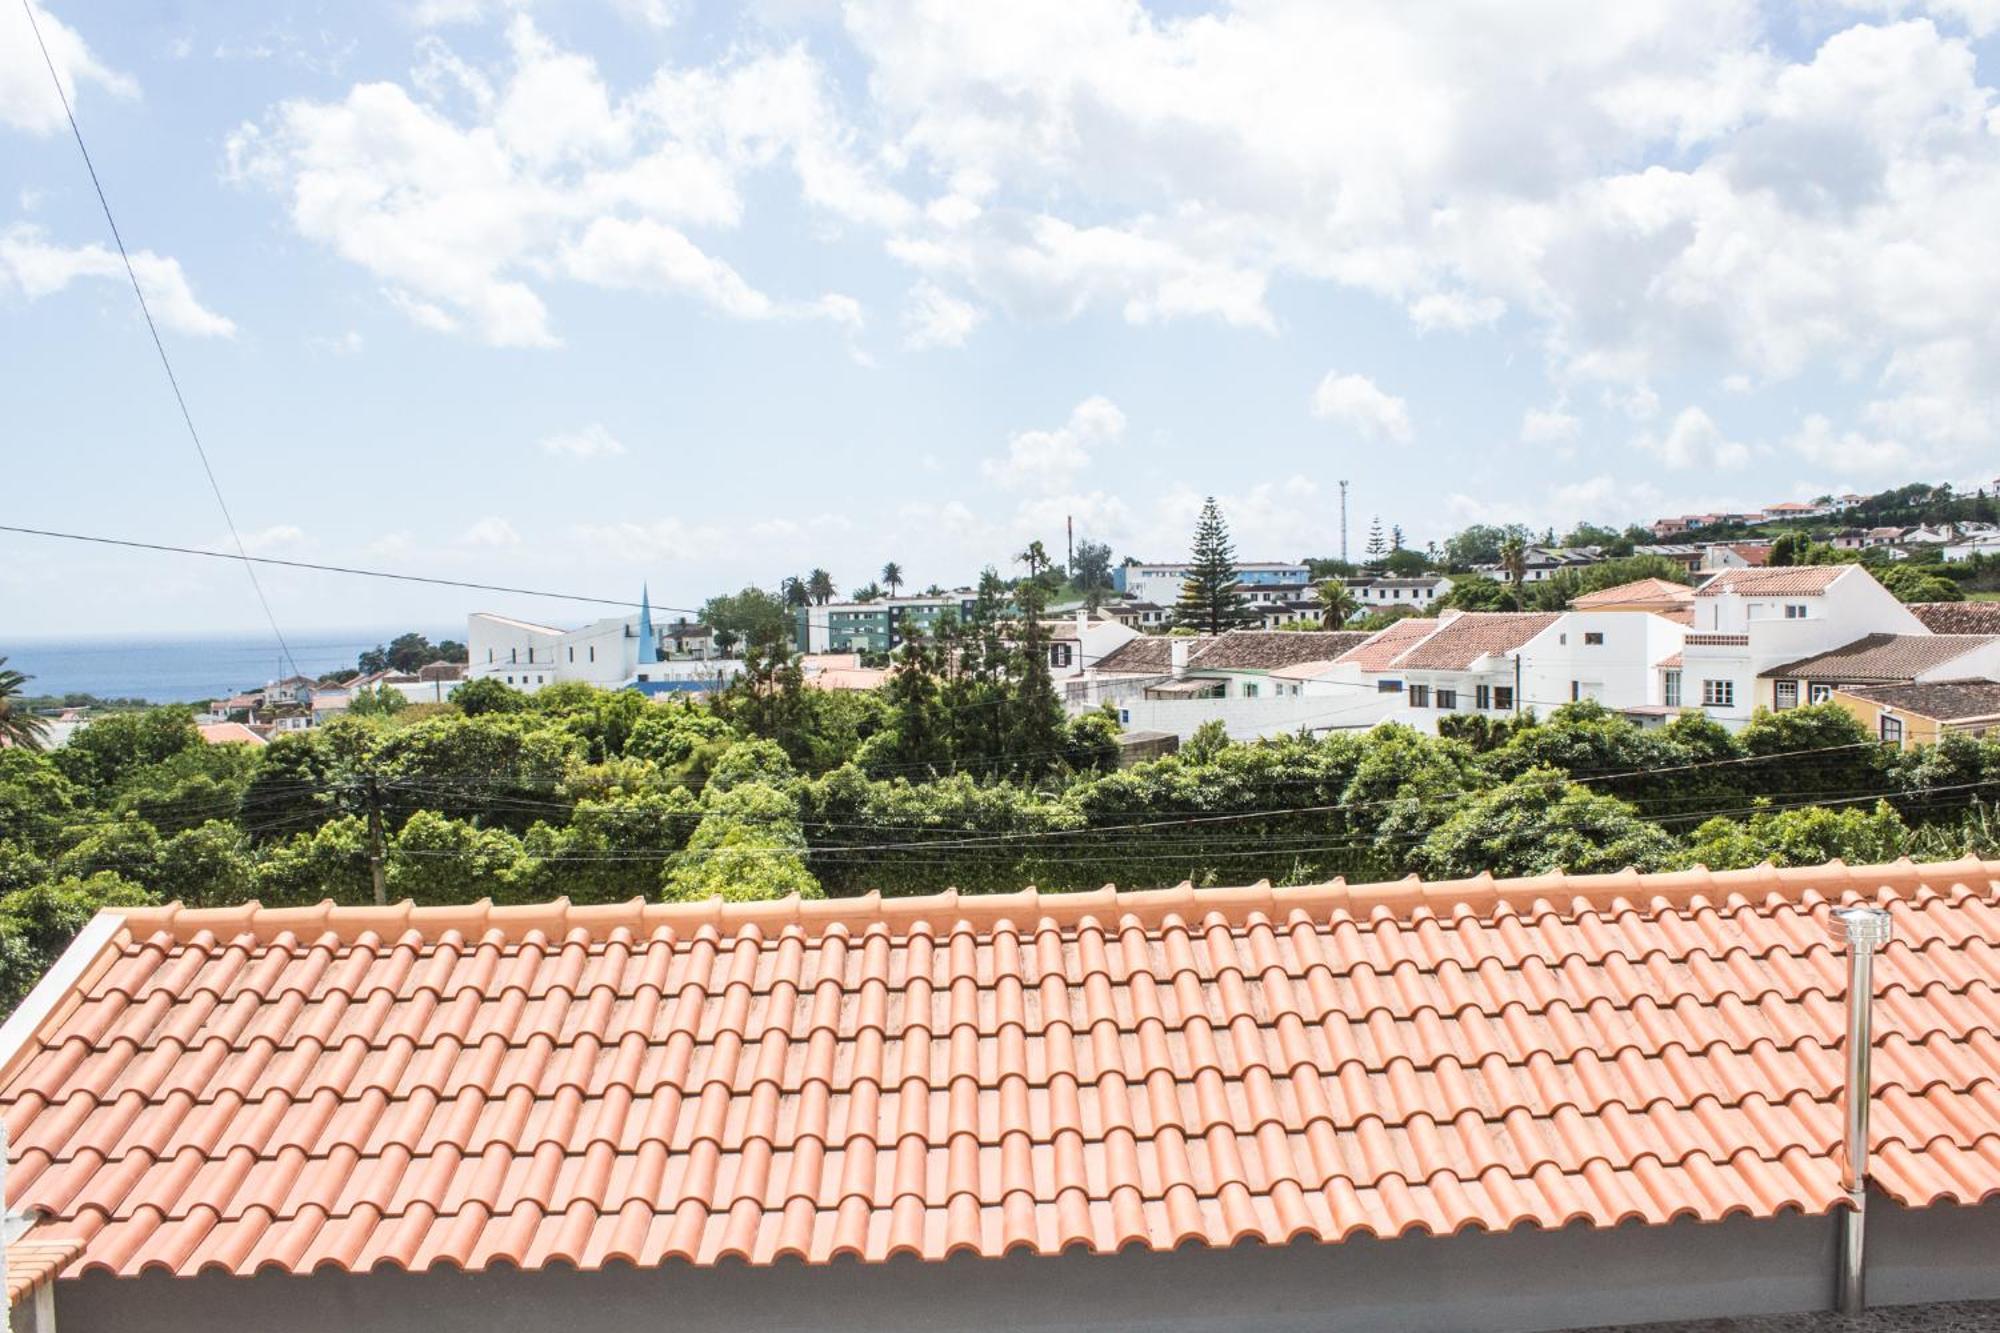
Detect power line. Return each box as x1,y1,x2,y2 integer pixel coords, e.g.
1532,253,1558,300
19,0,300,681
0,524,701,615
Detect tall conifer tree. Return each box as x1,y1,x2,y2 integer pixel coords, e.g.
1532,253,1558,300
1173,497,1252,633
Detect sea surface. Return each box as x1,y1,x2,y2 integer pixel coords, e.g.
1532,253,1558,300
1,629,459,704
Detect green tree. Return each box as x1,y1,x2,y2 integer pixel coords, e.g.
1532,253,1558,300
881,562,905,597
385,632,438,673
0,872,155,1011
1004,577,1069,779
0,658,51,751
1015,540,1053,581
807,568,836,605
1315,579,1358,628
1768,533,1805,567
1173,497,1253,633
1364,516,1387,564
1677,802,1908,870
1411,768,1677,878
1879,564,1963,603
1070,539,1116,612
452,677,527,716
53,707,202,795
349,684,408,717
1498,533,1528,609
661,782,821,902
781,575,811,609
877,632,951,775
701,586,794,652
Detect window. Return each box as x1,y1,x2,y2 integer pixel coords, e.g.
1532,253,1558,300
505,676,514,685
1409,684,1431,707
1571,681,1582,702
567,647,575,663
1377,680,1403,693
1119,708,1131,724
1583,632,1604,646
1475,684,1492,710
1809,684,1832,704
1702,679,1735,708
487,649,495,663
1785,604,1808,619
1435,688,1457,710
1494,686,1514,711
1880,715,1904,744
1243,682,1259,698
1774,680,1799,710
1663,671,1682,707
1050,644,1073,668
510,648,518,664
588,646,596,663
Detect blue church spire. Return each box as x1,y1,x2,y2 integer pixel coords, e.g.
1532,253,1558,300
638,584,660,664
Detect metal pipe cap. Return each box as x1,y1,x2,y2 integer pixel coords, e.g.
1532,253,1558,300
1827,905,1894,951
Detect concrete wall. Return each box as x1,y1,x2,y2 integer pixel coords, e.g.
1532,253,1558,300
1113,689,1398,741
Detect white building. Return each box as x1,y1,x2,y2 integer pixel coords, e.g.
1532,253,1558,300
467,597,743,697
1344,575,1453,612
1113,560,1310,607
1672,566,1925,727
1518,611,1690,714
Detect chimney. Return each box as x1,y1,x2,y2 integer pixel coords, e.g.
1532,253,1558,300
1076,611,1089,638
1170,638,1189,677
1827,904,1893,1314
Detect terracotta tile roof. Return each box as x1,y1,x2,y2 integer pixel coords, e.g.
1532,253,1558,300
1655,652,1684,669
1265,659,1341,682
1333,615,1439,672
1387,612,1561,671
1190,631,1373,671
1695,567,1847,598
5,861,2000,1284
1837,679,2000,723
1570,579,1694,609
1909,603,2000,635
195,721,269,747
1090,636,1192,675
5,1229,85,1305
1762,633,2000,683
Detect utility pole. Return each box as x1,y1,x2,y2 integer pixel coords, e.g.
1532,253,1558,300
362,773,387,906
1066,514,1073,577
1338,480,1350,564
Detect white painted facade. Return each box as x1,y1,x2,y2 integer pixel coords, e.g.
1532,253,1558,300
1678,568,1925,728
1111,690,1400,742
1345,576,1453,610
1114,561,1310,607
1518,612,1688,713
467,611,744,695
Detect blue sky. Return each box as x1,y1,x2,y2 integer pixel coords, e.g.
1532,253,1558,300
4,0,1999,636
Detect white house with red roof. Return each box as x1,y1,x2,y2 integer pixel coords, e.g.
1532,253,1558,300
1677,565,1926,726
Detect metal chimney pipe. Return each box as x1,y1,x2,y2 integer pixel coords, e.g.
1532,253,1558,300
1827,904,1893,1314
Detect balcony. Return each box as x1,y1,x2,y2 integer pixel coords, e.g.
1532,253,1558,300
1684,633,1750,647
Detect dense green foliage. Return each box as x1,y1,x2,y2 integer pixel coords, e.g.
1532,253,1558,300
1173,497,1256,633
8,676,2000,1014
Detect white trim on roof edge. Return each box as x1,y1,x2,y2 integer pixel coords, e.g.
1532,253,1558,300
0,913,127,1086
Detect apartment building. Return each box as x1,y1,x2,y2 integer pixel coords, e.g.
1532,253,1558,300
1112,560,1310,606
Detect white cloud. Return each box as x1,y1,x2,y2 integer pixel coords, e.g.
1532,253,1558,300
229,17,899,346
237,525,306,554
980,396,1126,493
903,281,982,348
540,423,628,460
1785,413,1913,474
1520,407,1580,444
459,516,522,547
1311,372,1413,441
1634,406,1752,470
1,4,136,134
1408,290,1504,332
0,224,236,337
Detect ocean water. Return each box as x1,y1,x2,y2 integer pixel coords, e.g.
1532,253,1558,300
0,629,459,704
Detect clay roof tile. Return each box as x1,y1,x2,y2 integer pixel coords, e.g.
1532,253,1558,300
5,859,2000,1280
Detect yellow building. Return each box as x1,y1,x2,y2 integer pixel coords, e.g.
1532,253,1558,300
1831,679,2000,747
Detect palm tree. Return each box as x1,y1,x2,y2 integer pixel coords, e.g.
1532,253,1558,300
1499,534,1528,608
1315,579,1358,629
881,561,904,597
781,575,810,609
0,657,50,751
852,581,884,603
807,568,836,605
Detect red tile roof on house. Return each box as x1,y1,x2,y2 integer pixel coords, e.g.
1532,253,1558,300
1909,603,2000,635
4,861,2000,1285
195,722,269,748
1695,567,1849,598
1386,612,1561,671
1569,579,1695,609
1333,615,1438,672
